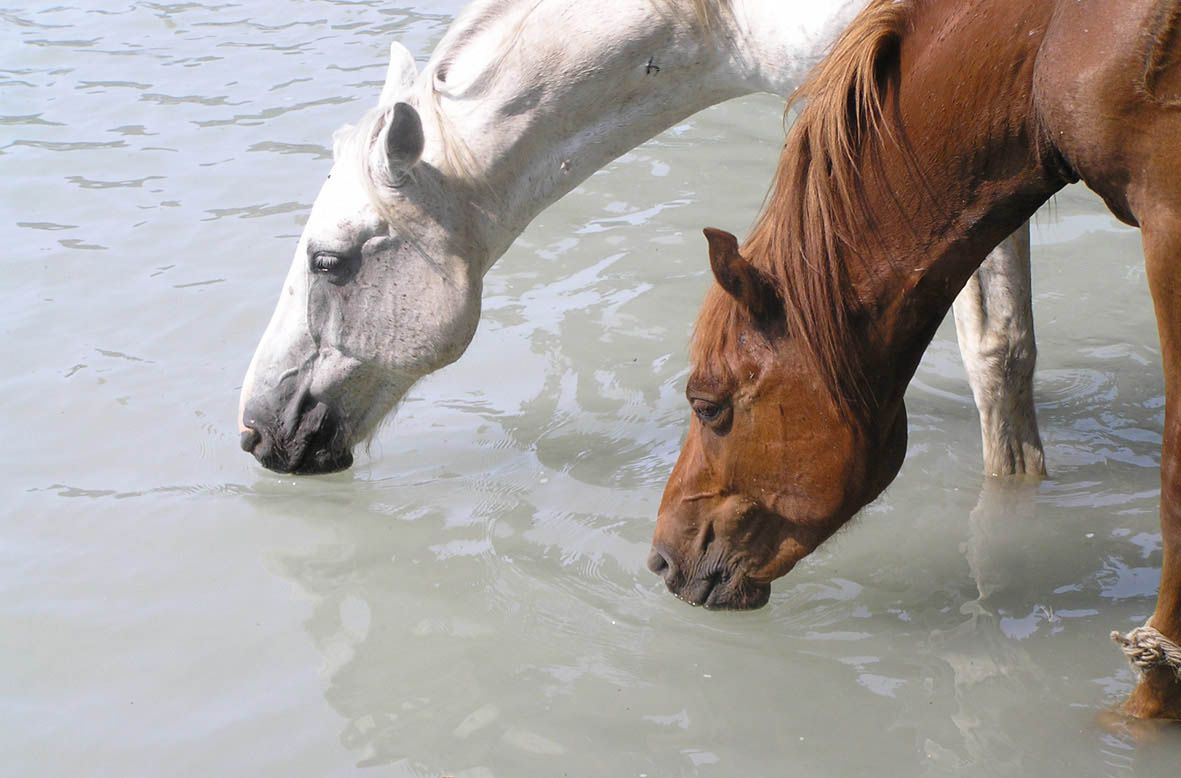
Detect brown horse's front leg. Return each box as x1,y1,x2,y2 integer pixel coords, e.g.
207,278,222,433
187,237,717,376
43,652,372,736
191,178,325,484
1123,217,1181,720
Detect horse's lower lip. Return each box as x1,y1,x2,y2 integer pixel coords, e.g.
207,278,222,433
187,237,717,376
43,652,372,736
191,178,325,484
671,571,722,607
702,578,728,609
292,449,354,475
240,428,261,452
703,578,771,610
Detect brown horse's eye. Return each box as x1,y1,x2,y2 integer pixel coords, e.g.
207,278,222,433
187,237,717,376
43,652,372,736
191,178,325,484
690,398,725,424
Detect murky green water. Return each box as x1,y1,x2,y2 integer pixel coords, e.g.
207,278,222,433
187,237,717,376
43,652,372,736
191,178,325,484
4,2,1180,776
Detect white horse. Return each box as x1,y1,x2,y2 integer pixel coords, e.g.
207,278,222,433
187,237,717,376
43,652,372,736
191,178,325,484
239,0,1043,476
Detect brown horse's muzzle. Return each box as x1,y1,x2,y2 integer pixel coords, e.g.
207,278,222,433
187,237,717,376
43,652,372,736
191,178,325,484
647,539,772,610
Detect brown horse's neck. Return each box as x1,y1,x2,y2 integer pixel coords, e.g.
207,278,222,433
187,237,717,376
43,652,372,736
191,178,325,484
836,0,1068,423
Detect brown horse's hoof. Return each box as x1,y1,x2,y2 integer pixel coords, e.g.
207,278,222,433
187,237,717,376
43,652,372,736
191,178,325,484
1095,708,1181,746
1098,667,1181,736
1095,709,1177,744
1109,625,1181,722
1120,667,1181,722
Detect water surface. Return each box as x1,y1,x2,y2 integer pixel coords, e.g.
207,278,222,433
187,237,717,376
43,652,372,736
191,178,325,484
3,2,1180,776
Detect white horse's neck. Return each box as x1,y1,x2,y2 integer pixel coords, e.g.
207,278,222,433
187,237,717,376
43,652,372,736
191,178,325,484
407,0,865,270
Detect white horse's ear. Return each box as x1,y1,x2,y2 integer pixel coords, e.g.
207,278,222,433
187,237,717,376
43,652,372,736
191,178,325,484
379,42,418,107
385,102,424,182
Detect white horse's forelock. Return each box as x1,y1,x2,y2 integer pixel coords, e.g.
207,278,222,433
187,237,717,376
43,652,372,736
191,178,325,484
330,99,480,233
328,103,443,231
330,107,406,228
332,105,476,287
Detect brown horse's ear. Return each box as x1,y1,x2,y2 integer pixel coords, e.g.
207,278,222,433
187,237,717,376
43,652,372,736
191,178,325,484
703,228,781,321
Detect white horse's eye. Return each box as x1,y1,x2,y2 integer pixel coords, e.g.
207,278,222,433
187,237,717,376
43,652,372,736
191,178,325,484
311,252,344,274
309,251,361,285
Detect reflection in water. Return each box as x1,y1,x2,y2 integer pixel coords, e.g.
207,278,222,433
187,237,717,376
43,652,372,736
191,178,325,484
262,429,1173,775
919,479,1175,776
924,481,1051,775
268,496,651,773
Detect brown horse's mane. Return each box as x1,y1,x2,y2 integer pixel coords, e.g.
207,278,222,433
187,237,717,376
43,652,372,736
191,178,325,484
691,0,913,419
1141,0,1181,104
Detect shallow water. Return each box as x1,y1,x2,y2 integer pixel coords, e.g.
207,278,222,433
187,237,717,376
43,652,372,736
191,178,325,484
4,2,1180,776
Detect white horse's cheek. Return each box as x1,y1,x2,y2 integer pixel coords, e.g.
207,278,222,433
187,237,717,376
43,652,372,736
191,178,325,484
308,348,365,399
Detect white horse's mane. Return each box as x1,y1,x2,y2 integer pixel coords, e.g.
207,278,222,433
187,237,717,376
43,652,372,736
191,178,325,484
429,0,727,97
334,0,731,223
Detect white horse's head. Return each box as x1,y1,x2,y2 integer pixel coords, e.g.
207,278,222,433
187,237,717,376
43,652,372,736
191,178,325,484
239,43,483,474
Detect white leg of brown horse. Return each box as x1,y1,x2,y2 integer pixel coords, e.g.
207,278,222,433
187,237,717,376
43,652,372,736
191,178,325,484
952,223,1046,477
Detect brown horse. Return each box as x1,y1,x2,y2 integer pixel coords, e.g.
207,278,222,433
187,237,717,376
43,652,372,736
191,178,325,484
648,0,1181,719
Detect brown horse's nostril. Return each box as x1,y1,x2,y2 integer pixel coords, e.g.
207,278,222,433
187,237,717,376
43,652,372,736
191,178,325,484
240,427,262,452
647,545,673,577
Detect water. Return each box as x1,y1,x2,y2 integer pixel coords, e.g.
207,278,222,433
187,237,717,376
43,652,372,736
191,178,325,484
4,2,1179,776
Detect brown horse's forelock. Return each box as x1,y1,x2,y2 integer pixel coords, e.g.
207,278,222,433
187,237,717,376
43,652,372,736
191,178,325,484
691,0,913,420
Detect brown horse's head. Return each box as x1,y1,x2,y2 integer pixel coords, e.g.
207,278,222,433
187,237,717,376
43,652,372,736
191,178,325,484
649,0,922,608
648,229,908,609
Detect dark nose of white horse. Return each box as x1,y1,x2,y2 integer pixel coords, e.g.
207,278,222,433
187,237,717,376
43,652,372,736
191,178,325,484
240,373,353,474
